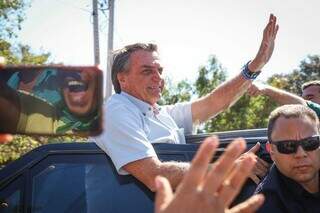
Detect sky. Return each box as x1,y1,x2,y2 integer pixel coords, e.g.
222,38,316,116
17,0,320,85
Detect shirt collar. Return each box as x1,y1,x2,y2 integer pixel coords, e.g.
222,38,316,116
120,92,160,116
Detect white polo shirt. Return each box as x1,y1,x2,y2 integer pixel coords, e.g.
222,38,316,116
94,92,193,174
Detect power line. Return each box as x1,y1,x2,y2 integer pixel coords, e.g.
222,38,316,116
53,0,92,13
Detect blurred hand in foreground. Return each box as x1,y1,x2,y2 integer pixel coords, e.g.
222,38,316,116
155,136,265,213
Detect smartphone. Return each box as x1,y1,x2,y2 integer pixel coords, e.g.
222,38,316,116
0,65,103,136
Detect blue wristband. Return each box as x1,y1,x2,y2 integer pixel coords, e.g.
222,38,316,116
241,61,261,80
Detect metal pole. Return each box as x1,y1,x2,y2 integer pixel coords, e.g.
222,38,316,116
92,0,100,65
105,0,114,99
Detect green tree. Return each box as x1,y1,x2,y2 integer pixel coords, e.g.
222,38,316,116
0,41,50,65
200,92,277,132
0,0,28,39
195,55,226,97
159,77,192,105
268,55,320,95
0,39,19,64
287,55,320,94
15,44,50,64
192,55,264,132
0,0,48,65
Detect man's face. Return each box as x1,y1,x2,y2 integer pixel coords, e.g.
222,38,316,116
118,50,164,105
270,116,320,185
302,85,320,104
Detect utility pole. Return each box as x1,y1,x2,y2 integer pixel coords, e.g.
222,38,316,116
92,0,100,65
105,0,114,99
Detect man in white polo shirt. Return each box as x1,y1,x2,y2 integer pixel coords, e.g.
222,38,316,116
95,14,279,191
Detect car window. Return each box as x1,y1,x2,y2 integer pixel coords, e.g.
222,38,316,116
0,175,24,213
30,154,154,213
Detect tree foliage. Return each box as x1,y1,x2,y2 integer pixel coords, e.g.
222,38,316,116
0,39,50,65
0,0,49,65
0,0,28,39
159,77,192,105
0,135,87,167
282,55,320,94
266,55,320,95
195,55,226,98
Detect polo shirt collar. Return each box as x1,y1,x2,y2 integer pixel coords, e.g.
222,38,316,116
121,92,160,117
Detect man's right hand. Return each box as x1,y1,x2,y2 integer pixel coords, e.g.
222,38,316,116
249,14,279,72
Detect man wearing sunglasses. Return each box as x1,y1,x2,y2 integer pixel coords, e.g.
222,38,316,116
255,104,320,213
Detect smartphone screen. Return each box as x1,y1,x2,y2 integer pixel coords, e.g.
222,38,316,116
0,65,103,136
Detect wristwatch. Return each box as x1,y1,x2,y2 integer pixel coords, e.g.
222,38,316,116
241,61,261,80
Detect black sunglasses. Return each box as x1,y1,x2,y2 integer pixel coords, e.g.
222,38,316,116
271,135,320,154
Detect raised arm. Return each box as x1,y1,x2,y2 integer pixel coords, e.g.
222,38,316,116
191,14,279,123
248,82,306,105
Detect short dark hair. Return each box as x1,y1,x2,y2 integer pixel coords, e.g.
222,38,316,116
111,43,158,93
301,80,320,91
267,104,319,141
